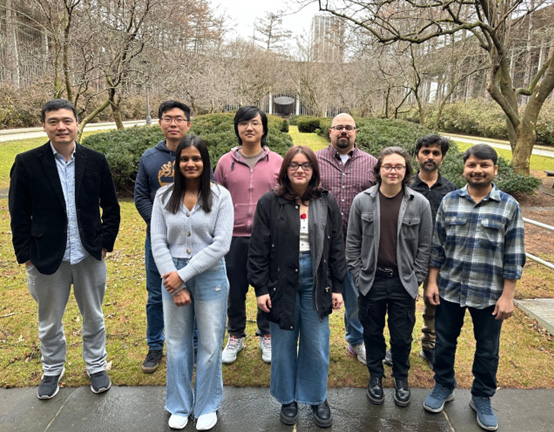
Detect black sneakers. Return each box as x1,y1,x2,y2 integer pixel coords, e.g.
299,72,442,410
142,349,163,373
89,370,112,394
37,367,65,400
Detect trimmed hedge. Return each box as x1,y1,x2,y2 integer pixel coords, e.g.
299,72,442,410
82,113,293,195
297,116,323,133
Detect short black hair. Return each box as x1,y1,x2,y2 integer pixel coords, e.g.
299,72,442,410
373,146,413,186
414,134,450,157
462,143,498,165
41,99,78,122
158,100,191,120
233,106,268,146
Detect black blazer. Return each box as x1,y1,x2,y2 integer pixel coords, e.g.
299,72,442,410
9,142,120,275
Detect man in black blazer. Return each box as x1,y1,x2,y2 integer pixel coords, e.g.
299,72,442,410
9,99,120,399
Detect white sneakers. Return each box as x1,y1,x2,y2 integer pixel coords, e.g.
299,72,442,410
168,414,188,430
348,343,367,365
221,336,244,364
222,335,272,364
196,412,218,431
259,335,272,364
169,412,217,431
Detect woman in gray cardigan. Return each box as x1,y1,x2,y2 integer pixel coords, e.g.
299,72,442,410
151,135,234,431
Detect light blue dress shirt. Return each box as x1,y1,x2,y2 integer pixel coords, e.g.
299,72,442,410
51,143,89,264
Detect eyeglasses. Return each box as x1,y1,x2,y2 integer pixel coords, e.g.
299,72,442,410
330,125,356,131
381,165,406,172
288,162,313,171
161,116,188,124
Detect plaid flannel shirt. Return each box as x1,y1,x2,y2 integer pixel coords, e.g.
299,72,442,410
430,184,526,309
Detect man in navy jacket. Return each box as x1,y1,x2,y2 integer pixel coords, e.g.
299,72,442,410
134,100,191,373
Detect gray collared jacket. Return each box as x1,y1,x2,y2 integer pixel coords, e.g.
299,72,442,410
345,184,432,298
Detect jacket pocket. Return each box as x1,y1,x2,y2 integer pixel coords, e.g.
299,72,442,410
401,216,420,241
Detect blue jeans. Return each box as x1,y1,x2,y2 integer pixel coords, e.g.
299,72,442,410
145,235,164,350
269,253,330,405
162,258,229,418
343,271,364,346
434,298,503,398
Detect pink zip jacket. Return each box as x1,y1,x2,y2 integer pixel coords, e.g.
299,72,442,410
214,146,283,237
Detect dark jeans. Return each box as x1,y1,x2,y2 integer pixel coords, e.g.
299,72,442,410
434,298,503,398
145,235,164,350
358,275,416,379
226,236,270,337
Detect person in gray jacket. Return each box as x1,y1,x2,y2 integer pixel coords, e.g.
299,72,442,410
346,146,432,408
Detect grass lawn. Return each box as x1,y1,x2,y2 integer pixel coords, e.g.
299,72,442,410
1,129,553,390
454,141,554,172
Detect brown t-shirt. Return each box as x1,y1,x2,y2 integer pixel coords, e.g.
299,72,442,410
377,189,403,268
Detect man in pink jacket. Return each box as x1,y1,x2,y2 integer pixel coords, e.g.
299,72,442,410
214,106,283,365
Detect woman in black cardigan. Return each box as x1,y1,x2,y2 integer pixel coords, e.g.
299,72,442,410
248,145,346,428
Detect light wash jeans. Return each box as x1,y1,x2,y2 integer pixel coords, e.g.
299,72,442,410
343,271,364,346
162,257,229,418
269,253,330,405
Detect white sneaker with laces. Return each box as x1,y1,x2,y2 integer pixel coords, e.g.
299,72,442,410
259,335,271,363
222,336,244,364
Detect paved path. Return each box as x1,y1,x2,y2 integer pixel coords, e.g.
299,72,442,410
0,120,148,142
1,386,553,432
443,133,554,159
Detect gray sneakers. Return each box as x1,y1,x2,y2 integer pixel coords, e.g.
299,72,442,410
222,336,244,364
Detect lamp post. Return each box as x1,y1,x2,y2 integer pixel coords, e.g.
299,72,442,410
145,85,152,125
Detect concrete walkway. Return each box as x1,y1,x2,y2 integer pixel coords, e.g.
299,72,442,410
0,120,147,142
1,386,553,432
443,133,554,159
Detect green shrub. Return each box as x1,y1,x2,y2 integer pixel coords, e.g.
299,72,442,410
297,116,322,133
288,115,300,125
83,113,293,195
82,126,164,194
403,99,554,147
350,116,539,196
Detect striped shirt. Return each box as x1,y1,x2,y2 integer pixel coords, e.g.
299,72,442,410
316,145,377,236
430,184,526,309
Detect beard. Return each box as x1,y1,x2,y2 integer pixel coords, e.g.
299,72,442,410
336,136,350,149
466,175,493,189
420,161,438,172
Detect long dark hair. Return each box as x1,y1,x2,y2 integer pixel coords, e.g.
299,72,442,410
163,135,213,214
275,145,322,203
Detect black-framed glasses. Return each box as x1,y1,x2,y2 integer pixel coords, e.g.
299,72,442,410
288,162,313,171
331,125,356,131
381,165,406,172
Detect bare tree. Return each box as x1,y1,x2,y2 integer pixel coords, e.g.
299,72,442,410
254,11,293,52
312,0,554,175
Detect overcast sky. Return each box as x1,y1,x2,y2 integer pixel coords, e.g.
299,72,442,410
209,0,321,43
